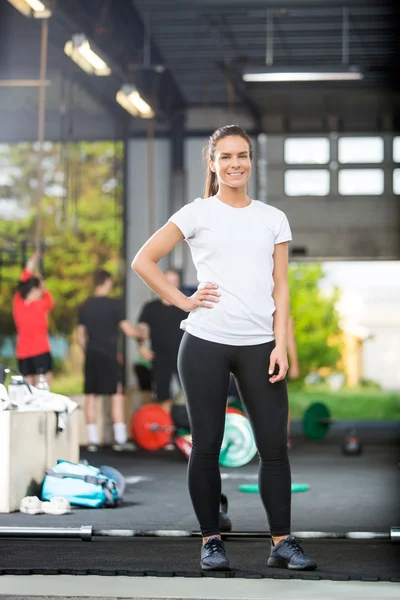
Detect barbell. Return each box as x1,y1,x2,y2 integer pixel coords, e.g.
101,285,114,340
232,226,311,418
228,399,337,441
131,401,339,468
131,404,257,468
0,525,397,542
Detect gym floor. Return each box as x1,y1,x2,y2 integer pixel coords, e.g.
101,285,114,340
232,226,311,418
0,423,399,599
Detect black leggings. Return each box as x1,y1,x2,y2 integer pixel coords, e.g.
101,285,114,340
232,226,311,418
178,332,291,537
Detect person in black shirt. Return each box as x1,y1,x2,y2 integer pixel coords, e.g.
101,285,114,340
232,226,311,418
137,269,187,417
77,269,139,451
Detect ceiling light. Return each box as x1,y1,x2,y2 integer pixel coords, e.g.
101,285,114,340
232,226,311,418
7,0,51,18
243,66,363,83
116,85,155,119
64,35,111,76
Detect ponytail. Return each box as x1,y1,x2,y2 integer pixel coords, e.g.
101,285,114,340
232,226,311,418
203,168,219,198
202,124,253,199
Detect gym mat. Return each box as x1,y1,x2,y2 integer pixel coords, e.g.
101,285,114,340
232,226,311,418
0,538,398,582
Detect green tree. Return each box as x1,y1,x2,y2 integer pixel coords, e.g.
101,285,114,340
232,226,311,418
288,263,342,378
0,140,123,339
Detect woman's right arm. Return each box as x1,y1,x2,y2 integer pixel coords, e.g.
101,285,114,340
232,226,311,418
132,222,219,312
20,252,40,281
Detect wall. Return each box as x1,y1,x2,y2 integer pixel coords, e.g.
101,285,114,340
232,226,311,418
359,288,400,391
265,135,400,260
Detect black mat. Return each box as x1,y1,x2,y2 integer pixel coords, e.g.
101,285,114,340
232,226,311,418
0,538,399,582
0,440,398,532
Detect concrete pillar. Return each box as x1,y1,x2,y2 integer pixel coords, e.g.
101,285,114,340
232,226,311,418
125,137,171,385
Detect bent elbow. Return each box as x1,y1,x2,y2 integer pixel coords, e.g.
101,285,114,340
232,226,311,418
131,255,142,273
131,254,150,275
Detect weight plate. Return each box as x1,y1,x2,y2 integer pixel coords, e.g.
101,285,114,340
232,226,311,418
219,413,257,468
227,398,245,413
131,404,174,451
238,483,310,494
303,402,331,440
175,435,192,459
226,406,244,416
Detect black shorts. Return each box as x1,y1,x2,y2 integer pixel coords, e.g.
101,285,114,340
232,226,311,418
84,350,119,395
153,362,181,402
18,352,53,377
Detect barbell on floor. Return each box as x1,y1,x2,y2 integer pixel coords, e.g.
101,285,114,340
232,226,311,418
0,525,397,542
131,400,355,468
131,404,257,468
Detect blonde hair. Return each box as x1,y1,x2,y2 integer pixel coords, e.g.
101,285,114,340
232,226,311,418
202,125,253,198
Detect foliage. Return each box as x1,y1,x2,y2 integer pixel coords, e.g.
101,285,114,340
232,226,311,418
0,141,123,337
289,263,342,378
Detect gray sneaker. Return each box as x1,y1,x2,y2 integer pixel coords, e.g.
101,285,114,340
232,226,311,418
200,536,230,571
267,535,317,570
112,441,137,452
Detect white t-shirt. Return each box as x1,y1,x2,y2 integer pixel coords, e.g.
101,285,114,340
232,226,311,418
169,196,292,346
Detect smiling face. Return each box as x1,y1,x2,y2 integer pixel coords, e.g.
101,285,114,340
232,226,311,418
210,135,252,192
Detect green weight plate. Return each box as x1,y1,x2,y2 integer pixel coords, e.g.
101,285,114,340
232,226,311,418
219,413,257,468
238,483,259,493
238,483,310,494
176,428,190,437
303,402,331,440
227,398,245,413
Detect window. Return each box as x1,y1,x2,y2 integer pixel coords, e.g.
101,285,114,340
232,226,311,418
393,138,400,163
284,138,329,164
339,169,384,195
393,169,400,195
285,170,330,196
338,137,384,164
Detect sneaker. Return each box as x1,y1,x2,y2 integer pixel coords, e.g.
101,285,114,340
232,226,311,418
20,496,44,515
112,441,137,452
200,536,230,571
42,497,72,515
267,535,317,570
87,444,98,452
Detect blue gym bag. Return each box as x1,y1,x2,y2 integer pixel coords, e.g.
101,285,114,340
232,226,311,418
41,460,125,508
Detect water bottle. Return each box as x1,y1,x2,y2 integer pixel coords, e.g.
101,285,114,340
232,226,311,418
36,373,50,394
8,375,26,408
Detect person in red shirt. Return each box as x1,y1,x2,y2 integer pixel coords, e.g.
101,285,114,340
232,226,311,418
12,252,54,385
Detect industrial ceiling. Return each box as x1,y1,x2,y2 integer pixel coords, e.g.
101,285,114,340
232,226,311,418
0,0,398,141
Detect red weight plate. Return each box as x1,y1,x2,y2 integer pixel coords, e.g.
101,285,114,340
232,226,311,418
175,435,192,460
131,404,174,450
226,406,244,416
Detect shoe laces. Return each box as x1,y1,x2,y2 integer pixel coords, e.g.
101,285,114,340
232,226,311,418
285,536,304,554
205,537,224,554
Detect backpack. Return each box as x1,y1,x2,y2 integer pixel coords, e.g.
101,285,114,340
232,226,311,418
41,460,124,508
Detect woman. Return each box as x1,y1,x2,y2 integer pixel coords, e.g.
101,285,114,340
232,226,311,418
132,125,316,571
13,252,54,386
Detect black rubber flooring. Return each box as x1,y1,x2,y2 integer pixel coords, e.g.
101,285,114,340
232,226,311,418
0,538,399,582
0,433,398,581
0,439,398,532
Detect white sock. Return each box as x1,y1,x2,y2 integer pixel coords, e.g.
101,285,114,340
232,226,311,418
87,424,99,445
113,422,127,445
